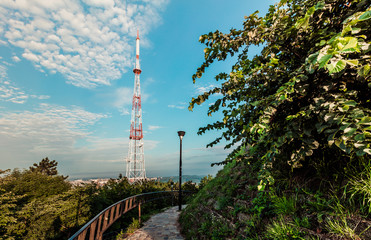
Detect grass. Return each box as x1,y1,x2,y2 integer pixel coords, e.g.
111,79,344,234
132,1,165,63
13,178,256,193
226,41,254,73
265,217,305,240
273,195,296,215
325,217,360,240
347,163,371,215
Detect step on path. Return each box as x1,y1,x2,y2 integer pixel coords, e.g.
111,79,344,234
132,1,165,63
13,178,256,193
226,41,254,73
125,206,185,240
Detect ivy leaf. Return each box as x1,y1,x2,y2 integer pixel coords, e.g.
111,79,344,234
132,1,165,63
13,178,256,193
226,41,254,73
354,134,366,141
318,54,333,69
326,60,346,74
364,148,371,155
341,37,358,52
356,150,366,156
344,127,357,136
345,60,358,67
358,64,370,77
359,116,371,125
314,1,325,10
344,100,357,107
307,52,319,64
351,27,362,34
359,10,371,21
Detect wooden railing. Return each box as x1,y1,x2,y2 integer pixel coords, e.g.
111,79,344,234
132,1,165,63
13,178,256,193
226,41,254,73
68,190,190,240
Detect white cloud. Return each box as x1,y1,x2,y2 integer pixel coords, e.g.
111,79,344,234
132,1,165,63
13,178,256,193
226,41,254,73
113,87,133,108
0,104,165,178
195,84,218,95
0,0,170,88
168,102,188,110
0,62,50,104
112,87,132,115
0,103,107,158
82,0,115,8
148,125,162,131
12,55,21,62
112,86,149,114
31,94,50,100
0,103,107,139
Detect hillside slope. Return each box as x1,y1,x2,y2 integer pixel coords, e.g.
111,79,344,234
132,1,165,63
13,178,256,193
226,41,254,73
181,0,371,238
179,159,371,239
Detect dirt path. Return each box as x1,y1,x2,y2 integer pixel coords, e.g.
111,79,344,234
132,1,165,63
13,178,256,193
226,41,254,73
124,206,184,240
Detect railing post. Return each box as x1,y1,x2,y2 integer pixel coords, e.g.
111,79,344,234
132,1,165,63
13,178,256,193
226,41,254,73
171,182,174,206
89,221,97,240
138,203,141,225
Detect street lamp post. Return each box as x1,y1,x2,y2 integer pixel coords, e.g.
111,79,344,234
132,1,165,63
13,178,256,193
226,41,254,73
177,130,185,211
171,181,174,206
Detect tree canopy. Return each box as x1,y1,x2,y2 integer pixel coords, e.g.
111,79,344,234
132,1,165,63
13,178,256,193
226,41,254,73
29,157,59,176
190,0,370,187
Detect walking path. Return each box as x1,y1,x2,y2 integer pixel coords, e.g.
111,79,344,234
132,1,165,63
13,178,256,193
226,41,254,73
125,206,185,240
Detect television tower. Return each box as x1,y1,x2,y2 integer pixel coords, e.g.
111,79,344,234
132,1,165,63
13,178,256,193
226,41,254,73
126,30,146,182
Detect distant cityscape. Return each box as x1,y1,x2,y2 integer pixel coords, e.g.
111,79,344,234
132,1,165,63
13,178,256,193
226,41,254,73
69,175,207,186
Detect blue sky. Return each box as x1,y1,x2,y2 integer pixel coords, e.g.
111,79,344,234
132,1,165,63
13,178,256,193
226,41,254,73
0,0,274,179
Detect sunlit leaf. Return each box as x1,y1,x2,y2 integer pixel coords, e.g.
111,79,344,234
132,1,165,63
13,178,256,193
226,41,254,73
344,100,357,107
345,60,358,67
326,60,346,74
341,37,358,52
359,10,371,21
358,64,370,77
318,54,333,69
344,127,357,136
364,148,371,155
359,116,371,125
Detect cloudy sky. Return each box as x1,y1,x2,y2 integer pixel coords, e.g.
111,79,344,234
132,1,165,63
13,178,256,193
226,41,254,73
0,0,273,179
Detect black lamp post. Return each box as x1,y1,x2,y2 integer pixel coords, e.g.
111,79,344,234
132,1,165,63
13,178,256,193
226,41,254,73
177,130,185,211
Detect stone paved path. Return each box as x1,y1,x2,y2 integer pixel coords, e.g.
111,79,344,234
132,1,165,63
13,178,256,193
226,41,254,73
125,206,184,240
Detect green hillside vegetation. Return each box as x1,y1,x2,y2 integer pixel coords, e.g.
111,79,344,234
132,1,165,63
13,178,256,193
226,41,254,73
0,158,197,240
181,0,371,239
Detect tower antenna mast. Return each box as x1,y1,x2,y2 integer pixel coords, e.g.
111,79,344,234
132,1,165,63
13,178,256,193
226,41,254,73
126,30,146,183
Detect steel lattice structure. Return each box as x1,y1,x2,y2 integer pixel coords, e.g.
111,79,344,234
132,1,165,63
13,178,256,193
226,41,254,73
126,31,146,182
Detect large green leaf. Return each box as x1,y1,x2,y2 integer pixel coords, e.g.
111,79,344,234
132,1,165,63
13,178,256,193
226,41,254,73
326,60,346,74
359,10,371,21
364,148,371,155
359,116,371,125
318,54,333,69
344,100,357,107
344,127,357,136
358,64,370,77
340,37,358,52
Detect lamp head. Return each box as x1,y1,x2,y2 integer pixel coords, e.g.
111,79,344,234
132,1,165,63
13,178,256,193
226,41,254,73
177,131,185,140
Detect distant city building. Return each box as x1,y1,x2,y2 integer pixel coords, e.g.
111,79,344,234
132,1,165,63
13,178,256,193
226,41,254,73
69,178,110,187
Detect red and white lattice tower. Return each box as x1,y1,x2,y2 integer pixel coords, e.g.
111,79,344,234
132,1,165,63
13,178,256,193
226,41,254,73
126,30,146,182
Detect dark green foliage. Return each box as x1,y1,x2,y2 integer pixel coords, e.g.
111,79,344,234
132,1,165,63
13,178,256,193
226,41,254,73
0,164,76,239
189,0,371,189
29,157,60,176
1,169,71,203
181,0,371,239
180,160,259,239
199,174,213,190
0,160,195,240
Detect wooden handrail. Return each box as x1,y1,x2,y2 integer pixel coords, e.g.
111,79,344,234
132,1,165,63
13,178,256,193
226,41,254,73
69,190,191,240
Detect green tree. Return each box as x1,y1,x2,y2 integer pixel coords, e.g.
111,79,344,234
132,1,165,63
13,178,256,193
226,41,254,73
1,169,71,202
17,186,93,239
0,169,26,239
29,157,59,176
0,161,77,239
190,0,370,188
199,174,213,190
